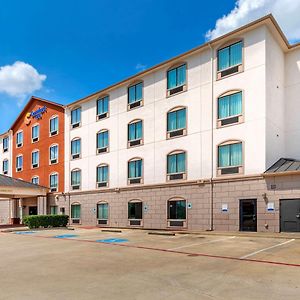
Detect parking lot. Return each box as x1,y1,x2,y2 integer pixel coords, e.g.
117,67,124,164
1,228,300,299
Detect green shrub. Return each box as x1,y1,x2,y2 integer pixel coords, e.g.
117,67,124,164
23,215,69,229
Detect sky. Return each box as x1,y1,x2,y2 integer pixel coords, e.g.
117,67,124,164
0,0,299,133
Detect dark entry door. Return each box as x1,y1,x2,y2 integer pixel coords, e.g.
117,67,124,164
240,199,257,232
29,206,38,215
280,199,300,232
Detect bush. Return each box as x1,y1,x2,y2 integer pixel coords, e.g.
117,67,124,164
23,215,69,229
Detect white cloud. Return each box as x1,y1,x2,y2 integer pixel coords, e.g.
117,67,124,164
206,0,300,42
135,63,147,72
0,61,46,105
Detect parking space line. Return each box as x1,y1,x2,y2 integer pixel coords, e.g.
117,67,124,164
240,239,295,259
168,236,236,250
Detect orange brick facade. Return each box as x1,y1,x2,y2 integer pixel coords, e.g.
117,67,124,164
12,97,65,192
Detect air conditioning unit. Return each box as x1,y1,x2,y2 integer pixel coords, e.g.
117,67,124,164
72,185,80,190
128,100,142,110
32,164,38,169
17,143,22,148
128,178,141,184
167,85,187,97
128,139,141,147
97,147,108,154
50,130,58,136
97,182,108,188
50,159,57,164
97,112,108,120
17,167,22,172
72,154,80,159
50,187,57,192
72,122,80,129
32,137,39,143
98,219,108,225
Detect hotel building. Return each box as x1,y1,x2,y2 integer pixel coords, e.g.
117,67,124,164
1,14,300,232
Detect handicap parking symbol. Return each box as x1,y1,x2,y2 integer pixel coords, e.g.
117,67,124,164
96,238,128,243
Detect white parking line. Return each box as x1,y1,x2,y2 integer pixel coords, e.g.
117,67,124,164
240,239,295,259
168,236,236,251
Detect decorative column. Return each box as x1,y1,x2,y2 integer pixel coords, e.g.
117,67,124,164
37,196,47,215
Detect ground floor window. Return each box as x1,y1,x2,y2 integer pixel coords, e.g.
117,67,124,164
71,204,81,223
168,199,186,220
128,201,142,220
50,206,58,215
97,203,108,220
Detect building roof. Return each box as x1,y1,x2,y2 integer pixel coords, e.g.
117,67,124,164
264,158,300,175
10,96,64,131
0,174,48,189
66,14,300,109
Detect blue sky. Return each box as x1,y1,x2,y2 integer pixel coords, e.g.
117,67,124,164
0,0,299,133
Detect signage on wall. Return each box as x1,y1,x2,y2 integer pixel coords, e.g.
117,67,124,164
24,106,47,125
222,204,228,212
267,202,275,212
187,203,192,209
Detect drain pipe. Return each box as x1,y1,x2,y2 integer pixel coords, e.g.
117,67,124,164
209,42,214,231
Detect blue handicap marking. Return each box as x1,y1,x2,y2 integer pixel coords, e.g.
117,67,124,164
14,231,36,235
54,234,78,239
96,238,128,243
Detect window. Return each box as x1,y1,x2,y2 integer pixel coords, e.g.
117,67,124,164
3,137,8,152
50,206,58,215
71,138,81,159
218,141,243,175
96,164,109,188
2,159,8,175
128,158,143,184
217,41,243,78
71,204,81,223
96,96,109,120
50,116,59,136
97,202,108,225
128,200,142,226
31,151,39,168
128,120,143,147
32,125,40,143
167,151,186,180
16,155,23,172
167,199,186,227
50,144,58,164
16,131,23,148
96,130,109,153
71,169,81,190
31,176,39,185
167,107,186,138
167,64,187,96
71,107,81,128
128,82,143,110
50,173,58,192
218,91,243,127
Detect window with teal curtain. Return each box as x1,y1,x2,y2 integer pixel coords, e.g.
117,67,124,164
128,82,143,104
32,177,39,184
218,143,242,167
97,165,108,182
218,92,242,119
97,96,109,115
50,174,58,188
167,64,186,90
167,152,186,174
167,108,186,131
3,137,8,151
16,156,23,168
32,151,39,165
71,170,81,186
3,160,8,172
71,107,81,124
32,125,39,139
97,131,109,149
97,203,108,219
128,159,142,179
128,121,143,141
50,206,58,215
71,139,81,155
71,204,81,219
218,41,242,71
17,132,23,145
50,145,58,160
50,117,58,133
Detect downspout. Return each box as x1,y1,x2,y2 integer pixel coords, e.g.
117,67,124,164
209,42,214,231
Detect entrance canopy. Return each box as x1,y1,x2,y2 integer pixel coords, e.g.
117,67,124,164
0,175,48,199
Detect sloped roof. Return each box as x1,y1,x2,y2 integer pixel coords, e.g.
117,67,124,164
0,174,47,189
265,158,300,174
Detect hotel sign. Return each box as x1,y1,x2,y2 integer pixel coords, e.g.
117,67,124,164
25,106,47,125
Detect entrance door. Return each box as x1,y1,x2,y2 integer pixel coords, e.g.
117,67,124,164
240,199,257,232
280,199,300,232
29,206,38,215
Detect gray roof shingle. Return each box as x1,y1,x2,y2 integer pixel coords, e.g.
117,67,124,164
0,175,47,189
265,158,300,174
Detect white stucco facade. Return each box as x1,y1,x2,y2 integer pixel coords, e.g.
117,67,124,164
63,20,300,193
